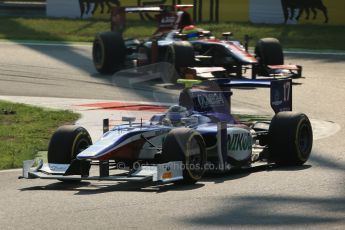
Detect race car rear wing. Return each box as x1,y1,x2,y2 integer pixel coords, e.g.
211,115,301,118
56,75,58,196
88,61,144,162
111,4,193,33
123,4,193,13
111,6,162,32
214,79,293,114
124,6,161,13
178,78,292,114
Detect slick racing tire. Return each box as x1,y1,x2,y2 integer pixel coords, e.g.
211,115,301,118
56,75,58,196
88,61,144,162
48,126,92,164
161,128,206,184
165,41,195,83
92,32,126,74
255,38,284,76
268,112,313,166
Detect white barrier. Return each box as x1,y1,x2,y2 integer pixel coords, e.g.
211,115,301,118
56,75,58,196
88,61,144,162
249,0,291,24
47,0,93,18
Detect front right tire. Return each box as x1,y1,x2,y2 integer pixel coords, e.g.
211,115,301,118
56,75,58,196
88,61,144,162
48,125,92,164
161,128,207,184
165,41,195,83
48,125,92,183
255,38,284,77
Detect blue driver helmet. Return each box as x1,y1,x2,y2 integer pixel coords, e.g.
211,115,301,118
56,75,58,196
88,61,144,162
165,105,190,126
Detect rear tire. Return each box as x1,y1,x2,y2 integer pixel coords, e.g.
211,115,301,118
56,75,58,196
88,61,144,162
92,32,126,74
161,128,206,184
268,112,313,166
165,41,195,83
255,38,284,76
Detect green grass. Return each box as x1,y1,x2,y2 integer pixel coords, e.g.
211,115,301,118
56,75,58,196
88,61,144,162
0,100,79,169
0,0,45,2
0,17,345,50
0,99,268,171
201,22,345,51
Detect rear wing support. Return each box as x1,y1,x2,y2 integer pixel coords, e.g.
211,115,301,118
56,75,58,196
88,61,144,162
270,79,292,113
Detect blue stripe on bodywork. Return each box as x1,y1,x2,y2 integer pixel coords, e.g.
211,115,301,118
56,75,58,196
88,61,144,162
208,79,271,88
77,126,170,159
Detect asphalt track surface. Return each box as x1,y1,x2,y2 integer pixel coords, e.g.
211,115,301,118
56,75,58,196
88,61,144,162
0,41,344,229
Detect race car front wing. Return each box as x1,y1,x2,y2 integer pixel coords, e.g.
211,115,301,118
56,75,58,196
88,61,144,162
20,160,183,184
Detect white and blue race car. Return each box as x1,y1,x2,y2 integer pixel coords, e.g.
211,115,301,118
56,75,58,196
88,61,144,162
21,79,313,185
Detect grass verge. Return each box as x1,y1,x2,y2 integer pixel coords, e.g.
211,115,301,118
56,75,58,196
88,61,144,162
0,0,45,2
0,100,79,170
0,17,344,50
0,99,271,170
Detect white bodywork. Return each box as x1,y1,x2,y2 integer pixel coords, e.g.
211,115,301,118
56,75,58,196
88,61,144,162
227,127,253,161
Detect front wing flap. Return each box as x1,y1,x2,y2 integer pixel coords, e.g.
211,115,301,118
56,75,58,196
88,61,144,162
20,160,183,183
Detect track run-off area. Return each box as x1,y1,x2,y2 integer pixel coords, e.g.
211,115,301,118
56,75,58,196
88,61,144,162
0,41,344,229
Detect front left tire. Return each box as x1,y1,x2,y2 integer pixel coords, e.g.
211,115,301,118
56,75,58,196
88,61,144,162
92,32,126,74
268,112,313,166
